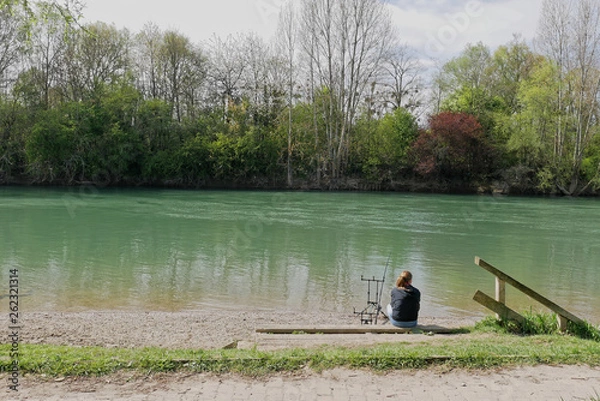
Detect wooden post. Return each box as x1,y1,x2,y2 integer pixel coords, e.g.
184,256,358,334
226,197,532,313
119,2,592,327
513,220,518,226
557,315,568,332
495,277,506,320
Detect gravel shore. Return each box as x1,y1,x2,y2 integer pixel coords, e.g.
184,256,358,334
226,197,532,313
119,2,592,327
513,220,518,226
3,310,478,350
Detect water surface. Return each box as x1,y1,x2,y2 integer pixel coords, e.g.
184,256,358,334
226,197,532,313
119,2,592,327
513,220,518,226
0,187,598,323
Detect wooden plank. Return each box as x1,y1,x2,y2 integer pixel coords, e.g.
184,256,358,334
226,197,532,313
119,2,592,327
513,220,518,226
475,257,584,324
256,325,457,335
473,290,524,323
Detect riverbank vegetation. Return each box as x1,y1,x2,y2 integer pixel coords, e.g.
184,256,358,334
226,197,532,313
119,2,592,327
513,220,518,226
1,315,599,377
1,0,600,195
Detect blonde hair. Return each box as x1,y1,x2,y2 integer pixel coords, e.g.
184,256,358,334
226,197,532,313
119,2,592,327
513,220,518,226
396,271,413,289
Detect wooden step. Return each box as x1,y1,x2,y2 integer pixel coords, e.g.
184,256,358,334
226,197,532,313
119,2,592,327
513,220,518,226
255,324,457,335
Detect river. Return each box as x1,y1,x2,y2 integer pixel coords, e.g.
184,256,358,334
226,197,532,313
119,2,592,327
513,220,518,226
0,187,598,324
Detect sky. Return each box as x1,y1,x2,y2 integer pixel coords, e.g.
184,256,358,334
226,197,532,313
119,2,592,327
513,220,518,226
81,0,544,62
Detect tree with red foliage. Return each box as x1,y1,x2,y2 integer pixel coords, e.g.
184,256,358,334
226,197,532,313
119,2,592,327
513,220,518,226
411,112,493,181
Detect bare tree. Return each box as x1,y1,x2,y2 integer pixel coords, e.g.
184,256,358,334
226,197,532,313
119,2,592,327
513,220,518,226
17,1,73,108
62,22,130,100
243,34,269,109
569,0,600,192
205,34,247,120
135,22,163,100
160,30,205,122
380,43,423,115
277,1,297,187
300,0,394,180
537,0,573,162
0,4,26,91
537,0,600,195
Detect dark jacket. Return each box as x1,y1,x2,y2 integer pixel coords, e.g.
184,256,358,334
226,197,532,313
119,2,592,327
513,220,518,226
390,285,421,322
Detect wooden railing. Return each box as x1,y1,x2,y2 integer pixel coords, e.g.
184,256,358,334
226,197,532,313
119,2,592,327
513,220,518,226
473,257,585,330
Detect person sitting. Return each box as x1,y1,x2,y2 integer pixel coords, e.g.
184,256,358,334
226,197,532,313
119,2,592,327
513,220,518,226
386,270,421,328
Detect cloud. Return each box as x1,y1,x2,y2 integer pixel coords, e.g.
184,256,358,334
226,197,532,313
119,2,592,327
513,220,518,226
82,0,280,43
388,0,543,60
82,0,543,60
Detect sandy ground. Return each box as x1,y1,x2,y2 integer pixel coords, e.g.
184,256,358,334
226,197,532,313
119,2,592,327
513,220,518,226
2,311,600,400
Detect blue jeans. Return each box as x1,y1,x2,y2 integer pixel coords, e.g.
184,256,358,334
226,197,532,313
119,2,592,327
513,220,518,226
386,304,418,328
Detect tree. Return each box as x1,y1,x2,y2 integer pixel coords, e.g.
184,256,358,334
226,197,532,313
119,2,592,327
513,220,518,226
160,30,205,122
537,0,572,162
62,22,130,101
436,43,493,117
300,0,395,180
437,39,540,149
380,43,423,116
536,0,600,195
0,0,82,19
489,35,538,114
0,4,26,86
412,112,492,182
25,105,78,182
0,97,27,181
135,22,163,100
354,107,418,182
277,1,297,187
205,34,248,119
15,1,70,109
506,59,557,167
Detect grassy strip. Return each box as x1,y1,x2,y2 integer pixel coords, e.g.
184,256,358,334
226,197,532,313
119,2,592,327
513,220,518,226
1,315,598,377
1,334,599,377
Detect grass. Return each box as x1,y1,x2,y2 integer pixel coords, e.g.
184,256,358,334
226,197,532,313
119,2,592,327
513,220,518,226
475,311,600,341
1,314,599,378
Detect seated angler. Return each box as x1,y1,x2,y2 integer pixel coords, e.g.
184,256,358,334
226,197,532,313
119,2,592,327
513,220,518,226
386,270,421,328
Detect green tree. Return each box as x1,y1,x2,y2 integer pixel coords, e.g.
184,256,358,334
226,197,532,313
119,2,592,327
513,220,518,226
25,105,78,182
353,107,418,182
488,35,538,114
0,97,28,181
504,60,557,170
438,39,538,141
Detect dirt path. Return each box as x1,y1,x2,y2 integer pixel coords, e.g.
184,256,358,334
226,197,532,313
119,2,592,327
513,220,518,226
4,366,600,401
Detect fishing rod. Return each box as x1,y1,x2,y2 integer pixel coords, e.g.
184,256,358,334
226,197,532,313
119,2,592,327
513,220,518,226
353,252,392,325
375,252,392,320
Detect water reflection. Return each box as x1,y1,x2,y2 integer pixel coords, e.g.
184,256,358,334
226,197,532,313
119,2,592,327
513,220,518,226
0,188,598,324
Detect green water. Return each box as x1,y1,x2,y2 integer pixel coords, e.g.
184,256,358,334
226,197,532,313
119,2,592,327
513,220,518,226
0,187,599,323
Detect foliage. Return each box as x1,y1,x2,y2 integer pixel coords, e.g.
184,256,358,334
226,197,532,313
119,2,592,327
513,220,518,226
1,1,600,194
352,107,418,182
25,105,78,182
411,112,493,182
0,98,27,181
